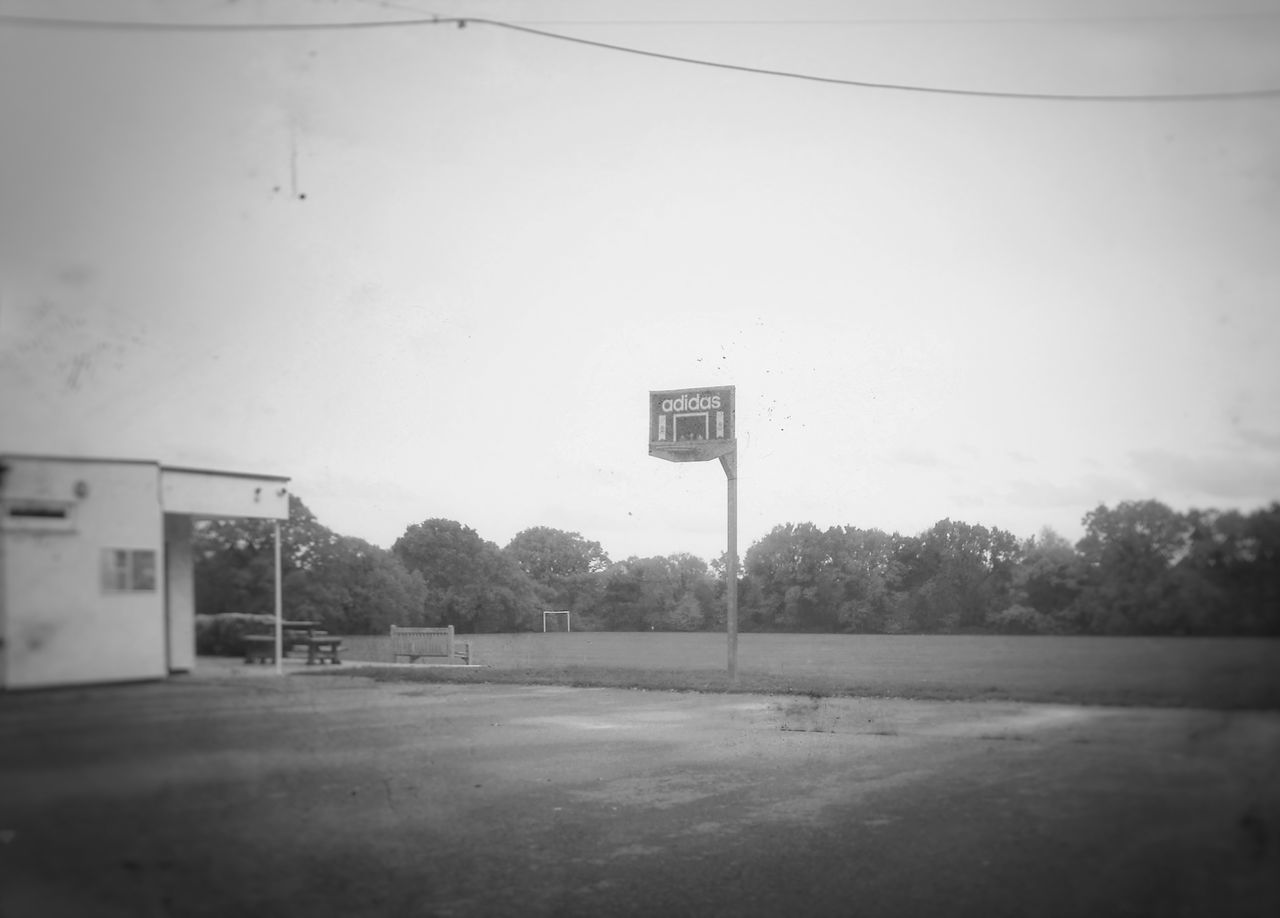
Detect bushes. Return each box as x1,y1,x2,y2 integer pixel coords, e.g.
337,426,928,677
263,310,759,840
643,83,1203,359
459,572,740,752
986,604,1058,635
195,613,278,656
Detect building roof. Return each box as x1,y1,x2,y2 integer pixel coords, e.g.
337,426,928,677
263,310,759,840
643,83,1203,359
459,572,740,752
0,453,289,481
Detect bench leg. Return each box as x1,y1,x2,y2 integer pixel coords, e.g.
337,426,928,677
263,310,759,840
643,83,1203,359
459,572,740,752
306,643,341,665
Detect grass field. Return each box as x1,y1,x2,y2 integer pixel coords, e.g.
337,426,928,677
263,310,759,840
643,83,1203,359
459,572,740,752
327,632,1280,709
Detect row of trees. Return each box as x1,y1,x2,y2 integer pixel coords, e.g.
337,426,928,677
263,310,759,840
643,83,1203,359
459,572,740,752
194,497,1280,637
194,500,608,635
738,502,1279,636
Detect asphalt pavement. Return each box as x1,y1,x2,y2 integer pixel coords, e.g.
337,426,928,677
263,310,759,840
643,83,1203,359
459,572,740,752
1,666,1277,917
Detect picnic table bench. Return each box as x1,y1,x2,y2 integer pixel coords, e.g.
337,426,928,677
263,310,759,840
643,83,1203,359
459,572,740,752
244,621,341,665
390,625,472,665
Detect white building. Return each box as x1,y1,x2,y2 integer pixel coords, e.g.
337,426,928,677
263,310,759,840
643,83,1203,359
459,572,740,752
0,454,289,689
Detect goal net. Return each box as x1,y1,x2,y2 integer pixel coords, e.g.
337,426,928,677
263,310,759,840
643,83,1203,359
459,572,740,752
542,610,571,633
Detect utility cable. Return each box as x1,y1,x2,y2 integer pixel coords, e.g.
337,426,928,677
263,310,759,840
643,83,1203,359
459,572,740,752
2,12,1278,101
470,17,1280,102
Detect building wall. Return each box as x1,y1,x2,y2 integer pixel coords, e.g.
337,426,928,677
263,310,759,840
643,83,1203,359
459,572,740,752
0,512,6,688
164,514,195,673
1,458,167,688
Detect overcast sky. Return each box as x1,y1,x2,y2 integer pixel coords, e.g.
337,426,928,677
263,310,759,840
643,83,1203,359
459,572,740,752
3,0,1279,563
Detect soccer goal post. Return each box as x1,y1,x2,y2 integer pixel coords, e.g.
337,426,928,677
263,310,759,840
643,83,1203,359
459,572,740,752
542,610,571,632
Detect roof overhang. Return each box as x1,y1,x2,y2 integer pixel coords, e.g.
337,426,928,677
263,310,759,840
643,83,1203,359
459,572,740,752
159,465,290,520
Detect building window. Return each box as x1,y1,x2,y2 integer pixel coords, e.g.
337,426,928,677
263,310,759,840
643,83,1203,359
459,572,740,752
9,505,67,519
1,500,76,533
102,549,157,592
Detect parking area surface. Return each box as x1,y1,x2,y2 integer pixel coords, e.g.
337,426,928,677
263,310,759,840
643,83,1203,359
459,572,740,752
2,669,1278,917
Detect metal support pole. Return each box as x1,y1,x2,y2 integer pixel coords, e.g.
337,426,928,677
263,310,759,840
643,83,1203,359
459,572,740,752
274,519,283,676
720,449,738,683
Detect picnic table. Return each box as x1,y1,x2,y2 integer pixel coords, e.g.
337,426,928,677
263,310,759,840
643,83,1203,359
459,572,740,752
244,621,342,665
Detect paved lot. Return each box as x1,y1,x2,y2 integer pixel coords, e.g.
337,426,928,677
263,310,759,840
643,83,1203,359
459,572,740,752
2,668,1278,917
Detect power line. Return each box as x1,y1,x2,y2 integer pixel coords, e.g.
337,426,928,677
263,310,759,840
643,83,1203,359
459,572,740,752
505,13,1280,26
3,11,1279,102
472,17,1280,102
11,7,1280,30
0,11,440,32
362,0,1280,28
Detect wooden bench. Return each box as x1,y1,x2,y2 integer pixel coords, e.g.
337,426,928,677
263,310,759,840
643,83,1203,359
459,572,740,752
390,625,472,665
243,633,342,665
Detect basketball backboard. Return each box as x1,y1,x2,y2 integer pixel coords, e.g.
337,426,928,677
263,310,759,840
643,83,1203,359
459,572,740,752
649,386,736,462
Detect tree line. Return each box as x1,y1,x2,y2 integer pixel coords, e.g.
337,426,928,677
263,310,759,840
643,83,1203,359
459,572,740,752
194,496,1280,637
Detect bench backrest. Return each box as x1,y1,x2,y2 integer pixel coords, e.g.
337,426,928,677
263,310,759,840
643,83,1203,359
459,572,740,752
390,625,456,656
